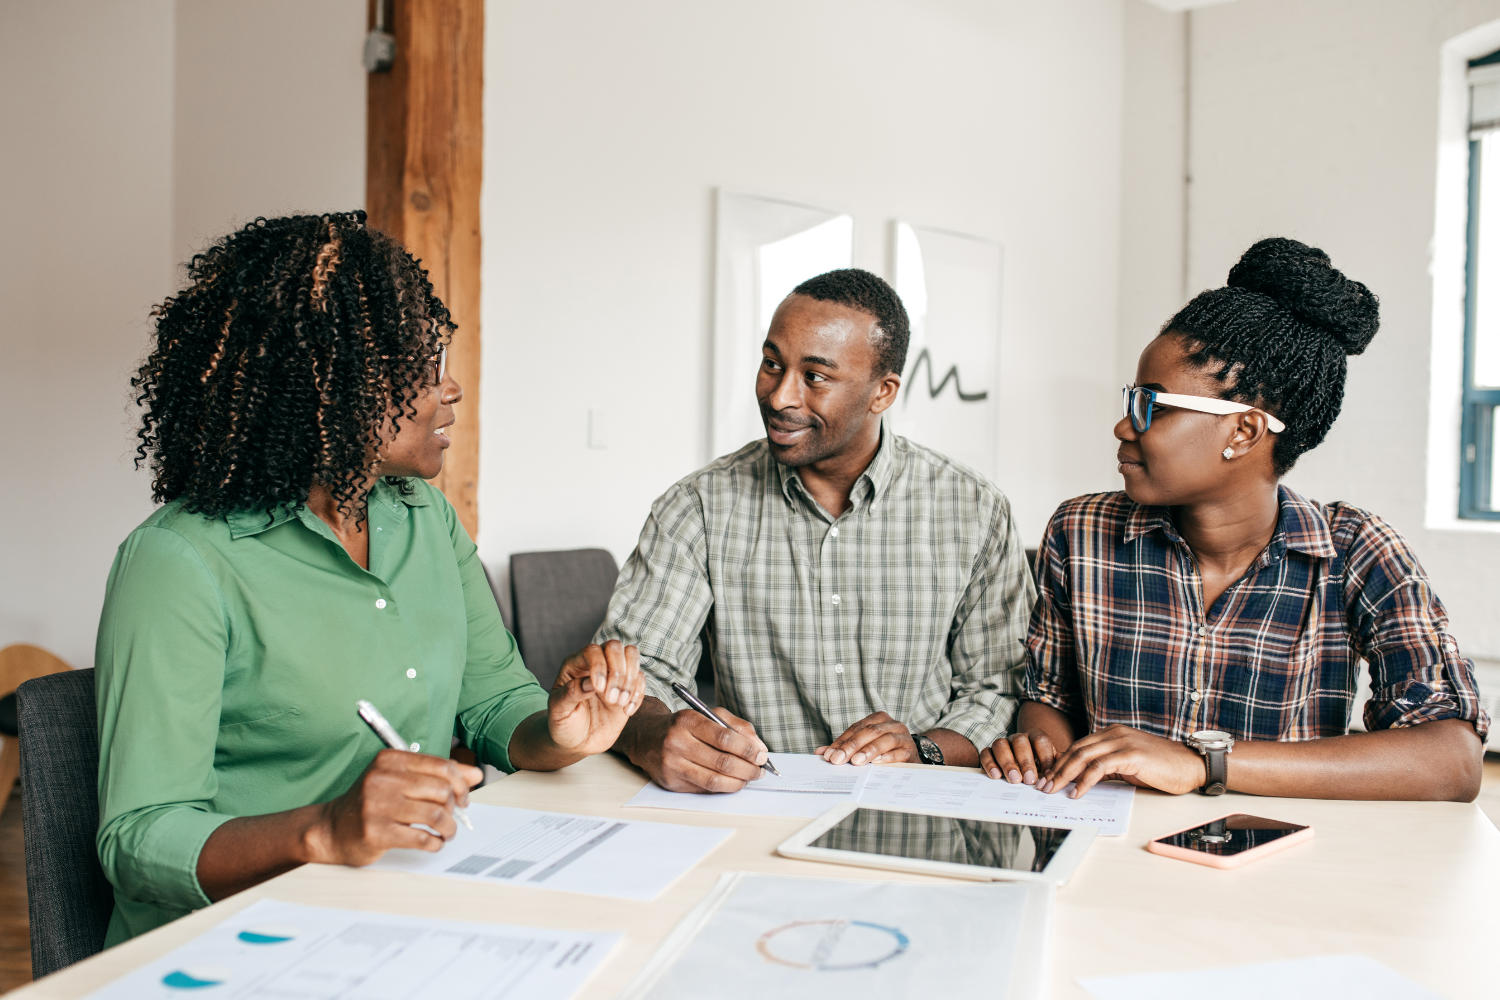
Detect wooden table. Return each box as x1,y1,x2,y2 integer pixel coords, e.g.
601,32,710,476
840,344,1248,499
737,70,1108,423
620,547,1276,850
14,755,1498,998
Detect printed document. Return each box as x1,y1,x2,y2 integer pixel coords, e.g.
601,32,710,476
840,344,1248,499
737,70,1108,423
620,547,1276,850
619,872,1052,1000
1078,954,1444,1000
624,753,871,818
368,803,732,900
84,898,616,1000
857,767,1135,835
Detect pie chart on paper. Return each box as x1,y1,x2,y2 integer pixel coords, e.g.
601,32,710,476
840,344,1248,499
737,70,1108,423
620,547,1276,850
160,965,231,990
237,923,297,945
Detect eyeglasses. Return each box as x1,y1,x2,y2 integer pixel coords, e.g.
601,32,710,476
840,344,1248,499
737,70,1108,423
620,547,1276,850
430,346,447,385
1122,384,1286,434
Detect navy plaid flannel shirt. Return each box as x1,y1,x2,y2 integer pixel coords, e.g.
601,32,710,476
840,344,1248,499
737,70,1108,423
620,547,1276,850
1022,486,1489,743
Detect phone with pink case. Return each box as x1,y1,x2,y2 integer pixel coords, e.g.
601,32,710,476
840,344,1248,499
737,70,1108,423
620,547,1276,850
1147,813,1314,869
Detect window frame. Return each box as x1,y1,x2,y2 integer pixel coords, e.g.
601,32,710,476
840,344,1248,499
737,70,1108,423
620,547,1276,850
1462,61,1500,521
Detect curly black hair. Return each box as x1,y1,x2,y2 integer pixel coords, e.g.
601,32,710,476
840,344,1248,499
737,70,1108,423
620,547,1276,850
1163,237,1380,476
792,268,911,377
132,211,454,521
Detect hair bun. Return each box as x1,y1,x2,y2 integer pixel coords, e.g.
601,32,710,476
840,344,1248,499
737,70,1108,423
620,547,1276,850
1226,237,1379,355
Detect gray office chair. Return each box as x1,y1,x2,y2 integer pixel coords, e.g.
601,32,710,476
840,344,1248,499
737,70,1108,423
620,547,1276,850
17,668,115,979
509,549,620,689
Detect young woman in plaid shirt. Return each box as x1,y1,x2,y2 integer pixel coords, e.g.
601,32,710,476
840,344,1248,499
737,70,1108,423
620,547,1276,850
981,238,1488,802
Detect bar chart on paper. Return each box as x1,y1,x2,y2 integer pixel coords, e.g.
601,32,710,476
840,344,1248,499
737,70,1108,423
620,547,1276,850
367,804,733,900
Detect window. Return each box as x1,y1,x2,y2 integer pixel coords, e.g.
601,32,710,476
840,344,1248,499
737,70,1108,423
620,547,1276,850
1462,53,1500,518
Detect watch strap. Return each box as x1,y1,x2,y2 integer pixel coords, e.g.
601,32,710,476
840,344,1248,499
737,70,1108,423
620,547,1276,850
1201,746,1227,795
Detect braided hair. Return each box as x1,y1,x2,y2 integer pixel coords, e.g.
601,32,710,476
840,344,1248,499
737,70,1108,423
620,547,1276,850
132,211,454,522
1164,237,1380,475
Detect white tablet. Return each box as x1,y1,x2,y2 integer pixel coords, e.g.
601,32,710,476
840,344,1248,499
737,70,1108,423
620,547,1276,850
777,801,1097,886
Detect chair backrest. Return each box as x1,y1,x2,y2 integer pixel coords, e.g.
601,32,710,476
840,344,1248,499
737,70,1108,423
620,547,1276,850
509,548,620,689
17,668,114,979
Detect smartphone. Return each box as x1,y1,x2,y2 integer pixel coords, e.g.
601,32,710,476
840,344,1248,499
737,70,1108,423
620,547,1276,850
1147,813,1313,869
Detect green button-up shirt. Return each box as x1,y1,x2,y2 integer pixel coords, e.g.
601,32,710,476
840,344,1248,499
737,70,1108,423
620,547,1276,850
95,479,549,945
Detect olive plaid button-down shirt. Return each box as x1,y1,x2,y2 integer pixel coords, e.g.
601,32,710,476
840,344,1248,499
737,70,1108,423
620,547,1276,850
1022,487,1489,743
596,432,1036,754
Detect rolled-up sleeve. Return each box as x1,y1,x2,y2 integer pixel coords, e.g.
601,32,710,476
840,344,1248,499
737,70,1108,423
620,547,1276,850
594,484,714,709
1345,515,1490,739
449,509,550,773
933,495,1035,749
95,528,236,917
1021,507,1087,723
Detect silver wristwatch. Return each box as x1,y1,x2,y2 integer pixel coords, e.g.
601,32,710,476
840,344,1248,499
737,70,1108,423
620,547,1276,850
1184,729,1234,795
913,733,944,766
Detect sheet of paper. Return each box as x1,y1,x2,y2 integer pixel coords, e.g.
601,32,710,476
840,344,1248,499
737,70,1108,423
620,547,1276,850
1078,955,1445,1000
367,803,732,900
623,753,872,818
620,872,1052,1000
84,897,617,1000
857,767,1135,835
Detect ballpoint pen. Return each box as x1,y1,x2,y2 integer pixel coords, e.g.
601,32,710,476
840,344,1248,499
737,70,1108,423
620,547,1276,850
669,681,782,777
356,699,474,831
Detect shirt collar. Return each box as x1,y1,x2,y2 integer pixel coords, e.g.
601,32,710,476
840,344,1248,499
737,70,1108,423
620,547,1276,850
224,478,428,540
774,423,896,513
1121,484,1337,560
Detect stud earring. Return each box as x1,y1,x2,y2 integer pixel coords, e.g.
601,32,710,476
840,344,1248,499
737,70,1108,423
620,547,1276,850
1222,447,1235,460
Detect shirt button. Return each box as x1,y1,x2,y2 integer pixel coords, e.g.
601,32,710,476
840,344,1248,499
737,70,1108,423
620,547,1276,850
834,663,845,674
830,527,839,538
1196,625,1207,636
406,668,417,679
409,742,420,752
376,599,387,609
831,594,841,605
1190,691,1202,702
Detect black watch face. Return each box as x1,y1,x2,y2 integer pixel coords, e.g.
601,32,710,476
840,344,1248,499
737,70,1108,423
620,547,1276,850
917,736,942,764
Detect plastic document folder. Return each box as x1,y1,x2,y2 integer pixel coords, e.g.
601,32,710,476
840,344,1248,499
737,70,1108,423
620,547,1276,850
618,872,1054,1000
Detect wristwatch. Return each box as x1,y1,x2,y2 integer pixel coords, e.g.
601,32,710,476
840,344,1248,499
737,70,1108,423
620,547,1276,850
1184,729,1234,795
913,733,944,766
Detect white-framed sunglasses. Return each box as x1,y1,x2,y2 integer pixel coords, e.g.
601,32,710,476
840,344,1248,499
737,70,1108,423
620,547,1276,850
1123,384,1286,434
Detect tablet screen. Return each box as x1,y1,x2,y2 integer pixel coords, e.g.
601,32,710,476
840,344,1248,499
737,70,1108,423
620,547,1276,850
809,807,1074,873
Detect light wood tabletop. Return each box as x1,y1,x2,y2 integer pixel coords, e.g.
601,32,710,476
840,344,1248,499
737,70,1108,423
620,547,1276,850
14,753,1498,999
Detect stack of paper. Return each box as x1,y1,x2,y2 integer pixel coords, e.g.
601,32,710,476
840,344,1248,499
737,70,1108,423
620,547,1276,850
624,753,1136,835
619,872,1053,1000
84,898,617,1000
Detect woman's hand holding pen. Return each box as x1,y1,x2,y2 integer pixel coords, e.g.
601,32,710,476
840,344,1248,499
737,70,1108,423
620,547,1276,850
197,750,480,901
309,751,483,865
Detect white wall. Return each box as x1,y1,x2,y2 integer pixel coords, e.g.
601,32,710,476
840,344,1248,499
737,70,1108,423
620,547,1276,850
0,1,364,670
1180,0,1500,658
479,0,1128,586
173,1,366,269
1118,1,1187,384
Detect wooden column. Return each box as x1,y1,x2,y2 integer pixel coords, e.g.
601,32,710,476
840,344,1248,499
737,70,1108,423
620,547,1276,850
367,0,483,539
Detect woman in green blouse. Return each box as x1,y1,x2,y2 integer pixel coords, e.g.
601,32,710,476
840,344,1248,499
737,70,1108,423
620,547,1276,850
96,212,645,945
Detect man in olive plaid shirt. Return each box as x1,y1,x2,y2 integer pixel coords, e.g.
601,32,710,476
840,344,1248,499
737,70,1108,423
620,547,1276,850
598,270,1035,794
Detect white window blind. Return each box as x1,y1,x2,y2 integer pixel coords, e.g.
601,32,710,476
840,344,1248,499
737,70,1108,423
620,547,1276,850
1470,62,1500,137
